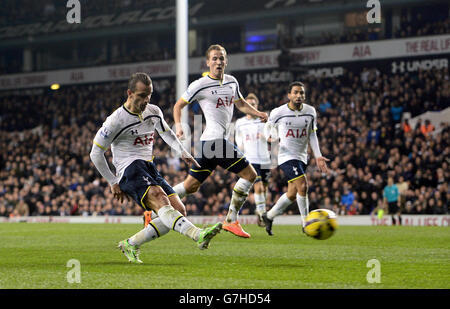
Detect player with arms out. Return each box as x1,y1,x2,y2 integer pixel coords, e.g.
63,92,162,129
172,44,268,238
90,73,222,263
235,93,272,227
262,81,329,235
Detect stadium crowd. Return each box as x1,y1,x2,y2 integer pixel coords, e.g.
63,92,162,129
0,65,449,218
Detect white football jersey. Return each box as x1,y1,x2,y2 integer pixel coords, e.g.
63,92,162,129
181,74,244,141
267,103,318,166
93,104,167,181
235,116,271,165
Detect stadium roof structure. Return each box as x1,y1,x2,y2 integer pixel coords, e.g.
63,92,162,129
0,0,441,49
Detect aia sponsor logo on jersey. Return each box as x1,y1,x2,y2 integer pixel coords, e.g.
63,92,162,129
285,128,307,138
245,132,262,141
133,133,155,146
216,96,234,108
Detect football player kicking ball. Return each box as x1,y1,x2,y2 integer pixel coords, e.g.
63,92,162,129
172,44,268,238
262,81,329,236
90,73,222,263
235,93,272,227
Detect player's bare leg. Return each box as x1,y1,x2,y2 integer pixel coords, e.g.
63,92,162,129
143,193,187,227
223,165,256,238
172,175,202,199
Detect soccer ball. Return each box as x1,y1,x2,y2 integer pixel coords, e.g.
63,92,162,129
303,209,338,240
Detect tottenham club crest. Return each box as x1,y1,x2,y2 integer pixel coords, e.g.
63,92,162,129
142,176,152,185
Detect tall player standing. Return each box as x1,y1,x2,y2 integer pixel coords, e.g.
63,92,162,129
90,73,222,263
172,44,268,238
262,81,329,236
235,93,272,227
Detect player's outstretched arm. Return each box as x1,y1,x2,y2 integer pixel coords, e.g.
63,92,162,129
309,130,329,173
234,98,268,122
173,98,189,139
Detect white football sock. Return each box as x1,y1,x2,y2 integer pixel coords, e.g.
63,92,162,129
254,193,266,214
128,218,170,246
296,194,309,227
226,178,253,222
157,205,200,241
172,182,187,199
267,193,295,220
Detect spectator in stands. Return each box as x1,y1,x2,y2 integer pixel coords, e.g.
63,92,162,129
390,101,403,125
319,97,332,114
420,119,435,137
433,199,447,214
320,197,333,210
13,199,29,217
404,201,415,214
367,122,381,145
402,119,412,134
359,191,373,214
0,205,9,217
341,184,355,212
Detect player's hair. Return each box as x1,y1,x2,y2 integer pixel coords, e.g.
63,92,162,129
288,81,305,93
246,93,259,105
128,72,152,92
206,44,227,59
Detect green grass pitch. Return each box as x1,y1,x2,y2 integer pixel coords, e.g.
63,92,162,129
0,223,448,289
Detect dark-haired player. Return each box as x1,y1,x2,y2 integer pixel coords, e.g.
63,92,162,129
262,82,329,235
90,73,222,263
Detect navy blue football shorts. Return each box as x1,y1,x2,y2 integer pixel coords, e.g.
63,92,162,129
188,139,250,183
279,159,307,183
251,163,272,184
119,159,176,210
